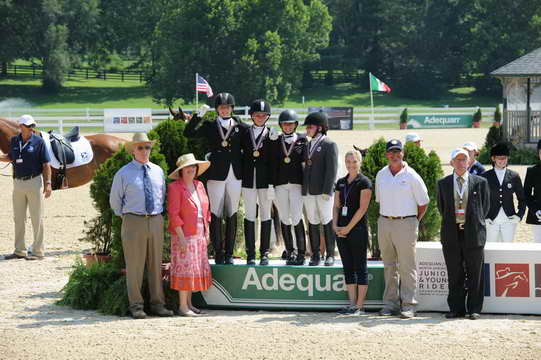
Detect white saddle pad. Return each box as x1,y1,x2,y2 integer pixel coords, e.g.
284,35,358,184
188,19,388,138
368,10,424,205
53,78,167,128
41,132,94,169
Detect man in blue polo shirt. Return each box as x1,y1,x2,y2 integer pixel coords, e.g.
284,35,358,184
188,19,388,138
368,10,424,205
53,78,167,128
0,115,52,260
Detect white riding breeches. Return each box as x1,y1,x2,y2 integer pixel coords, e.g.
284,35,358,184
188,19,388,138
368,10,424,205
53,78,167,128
206,166,242,218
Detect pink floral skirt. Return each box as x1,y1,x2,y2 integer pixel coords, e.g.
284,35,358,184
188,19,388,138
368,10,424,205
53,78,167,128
170,219,212,291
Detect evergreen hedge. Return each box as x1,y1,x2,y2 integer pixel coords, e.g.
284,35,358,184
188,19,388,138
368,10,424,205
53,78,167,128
478,125,538,165
361,138,443,258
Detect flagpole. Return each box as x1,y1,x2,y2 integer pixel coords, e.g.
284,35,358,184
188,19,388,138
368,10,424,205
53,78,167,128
195,73,199,110
369,72,375,130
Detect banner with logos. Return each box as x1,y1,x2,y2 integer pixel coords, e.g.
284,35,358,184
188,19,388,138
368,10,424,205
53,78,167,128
193,261,384,310
407,114,473,129
104,108,153,132
308,107,354,130
416,242,541,314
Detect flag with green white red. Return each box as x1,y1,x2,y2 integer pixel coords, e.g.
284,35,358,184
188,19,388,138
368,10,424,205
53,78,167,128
369,73,391,93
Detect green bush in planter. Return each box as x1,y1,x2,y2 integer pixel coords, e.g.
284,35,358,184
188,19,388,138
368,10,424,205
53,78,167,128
400,108,408,125
473,107,482,124
361,138,443,258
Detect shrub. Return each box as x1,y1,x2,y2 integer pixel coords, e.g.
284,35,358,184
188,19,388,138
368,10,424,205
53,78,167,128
494,106,502,123
473,107,482,123
400,108,408,124
57,259,121,310
478,125,538,165
148,117,209,173
361,139,443,258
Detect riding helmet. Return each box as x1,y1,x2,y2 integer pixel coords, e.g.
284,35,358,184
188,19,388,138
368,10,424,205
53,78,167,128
214,92,235,110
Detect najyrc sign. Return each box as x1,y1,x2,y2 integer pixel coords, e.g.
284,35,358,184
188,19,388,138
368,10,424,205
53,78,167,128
416,242,541,315
193,261,384,310
407,114,473,129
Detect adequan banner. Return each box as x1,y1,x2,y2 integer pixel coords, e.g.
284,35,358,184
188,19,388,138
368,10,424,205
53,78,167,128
407,114,473,129
193,261,384,310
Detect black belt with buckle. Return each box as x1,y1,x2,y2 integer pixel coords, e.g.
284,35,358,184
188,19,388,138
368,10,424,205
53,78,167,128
381,215,417,220
15,173,41,181
457,223,465,230
125,213,160,218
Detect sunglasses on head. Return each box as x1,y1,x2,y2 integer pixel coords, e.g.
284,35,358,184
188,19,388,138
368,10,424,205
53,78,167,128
137,145,152,151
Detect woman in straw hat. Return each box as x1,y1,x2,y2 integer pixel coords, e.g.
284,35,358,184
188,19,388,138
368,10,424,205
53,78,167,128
167,153,212,316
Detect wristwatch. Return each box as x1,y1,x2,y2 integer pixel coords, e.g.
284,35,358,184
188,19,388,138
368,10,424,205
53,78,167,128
46,181,52,185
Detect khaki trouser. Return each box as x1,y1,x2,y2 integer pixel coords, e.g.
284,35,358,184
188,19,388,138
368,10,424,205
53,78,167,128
377,216,419,311
121,213,165,309
13,176,44,257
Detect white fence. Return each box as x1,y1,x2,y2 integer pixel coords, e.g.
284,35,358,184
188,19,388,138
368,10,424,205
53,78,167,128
0,106,498,133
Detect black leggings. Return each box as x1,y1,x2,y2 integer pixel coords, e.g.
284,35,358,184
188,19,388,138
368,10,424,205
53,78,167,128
336,224,368,285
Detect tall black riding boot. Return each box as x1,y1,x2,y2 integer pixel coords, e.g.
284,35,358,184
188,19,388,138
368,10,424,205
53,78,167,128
323,222,336,266
210,214,224,264
259,220,272,265
224,213,238,265
281,222,295,265
244,219,256,265
293,220,306,266
308,223,321,266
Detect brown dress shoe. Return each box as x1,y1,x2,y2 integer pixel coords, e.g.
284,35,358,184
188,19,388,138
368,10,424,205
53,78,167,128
150,305,174,317
4,253,26,260
130,307,147,319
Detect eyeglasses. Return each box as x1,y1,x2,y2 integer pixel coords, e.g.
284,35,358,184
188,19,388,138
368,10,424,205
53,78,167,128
136,145,152,151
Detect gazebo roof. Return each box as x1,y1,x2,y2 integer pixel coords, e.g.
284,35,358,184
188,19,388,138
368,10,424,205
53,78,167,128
491,47,541,77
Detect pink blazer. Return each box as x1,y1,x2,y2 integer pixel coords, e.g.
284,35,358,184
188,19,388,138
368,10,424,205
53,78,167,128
167,179,211,236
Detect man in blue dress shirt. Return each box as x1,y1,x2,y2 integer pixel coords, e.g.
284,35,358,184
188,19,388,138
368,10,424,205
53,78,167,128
110,133,173,319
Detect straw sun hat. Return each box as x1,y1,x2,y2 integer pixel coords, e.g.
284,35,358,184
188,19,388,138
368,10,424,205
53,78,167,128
125,132,156,153
168,153,210,179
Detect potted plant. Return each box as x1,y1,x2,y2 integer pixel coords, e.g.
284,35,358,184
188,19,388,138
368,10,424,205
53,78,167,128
493,106,502,128
80,216,113,267
399,108,408,129
472,107,482,128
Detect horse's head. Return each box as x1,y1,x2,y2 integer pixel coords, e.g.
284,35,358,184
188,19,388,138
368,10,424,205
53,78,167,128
353,145,368,157
0,117,20,153
168,107,192,121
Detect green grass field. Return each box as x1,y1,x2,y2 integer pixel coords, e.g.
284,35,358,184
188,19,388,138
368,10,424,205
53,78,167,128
0,76,500,110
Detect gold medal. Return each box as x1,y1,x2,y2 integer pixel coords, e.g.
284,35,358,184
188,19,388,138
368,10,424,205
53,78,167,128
253,150,260,157
284,157,291,164
221,140,228,147
306,159,312,166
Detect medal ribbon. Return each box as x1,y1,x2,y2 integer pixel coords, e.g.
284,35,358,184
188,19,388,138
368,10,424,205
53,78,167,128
307,135,325,162
250,126,267,152
281,134,297,159
216,118,234,143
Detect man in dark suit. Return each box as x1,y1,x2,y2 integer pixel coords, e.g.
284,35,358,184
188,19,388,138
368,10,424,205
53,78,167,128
524,140,541,242
481,143,526,242
302,112,338,266
437,148,490,320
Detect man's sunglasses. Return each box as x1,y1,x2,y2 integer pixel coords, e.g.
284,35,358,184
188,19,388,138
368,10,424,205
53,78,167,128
137,145,152,151
22,124,35,129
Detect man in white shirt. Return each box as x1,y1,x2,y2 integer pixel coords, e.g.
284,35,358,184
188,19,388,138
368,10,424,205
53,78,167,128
375,139,429,319
481,143,525,242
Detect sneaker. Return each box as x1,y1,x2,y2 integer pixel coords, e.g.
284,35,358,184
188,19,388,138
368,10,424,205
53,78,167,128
337,305,357,315
130,307,147,319
353,308,366,316
400,309,416,319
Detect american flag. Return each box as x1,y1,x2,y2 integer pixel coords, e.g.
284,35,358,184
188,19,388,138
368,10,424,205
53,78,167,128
196,74,213,97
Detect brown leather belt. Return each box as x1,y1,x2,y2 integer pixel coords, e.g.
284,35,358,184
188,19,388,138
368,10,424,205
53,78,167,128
380,215,416,220
125,213,160,218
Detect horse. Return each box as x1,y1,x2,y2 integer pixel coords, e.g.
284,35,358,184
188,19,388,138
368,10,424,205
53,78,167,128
168,107,191,121
0,117,126,190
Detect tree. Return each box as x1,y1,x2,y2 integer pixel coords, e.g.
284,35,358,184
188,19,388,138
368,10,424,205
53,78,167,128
149,0,332,105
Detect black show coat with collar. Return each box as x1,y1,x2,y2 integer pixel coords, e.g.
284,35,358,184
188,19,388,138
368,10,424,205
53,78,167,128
269,133,307,187
302,136,338,196
481,168,526,220
184,115,249,181
240,126,274,189
524,164,541,225
437,173,491,248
